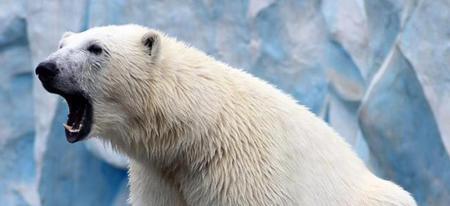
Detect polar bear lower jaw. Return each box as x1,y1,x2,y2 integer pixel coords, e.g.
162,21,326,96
63,123,82,133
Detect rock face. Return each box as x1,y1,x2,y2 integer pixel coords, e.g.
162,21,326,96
0,0,448,205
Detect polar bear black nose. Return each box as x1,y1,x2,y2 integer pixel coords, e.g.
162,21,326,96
35,61,59,82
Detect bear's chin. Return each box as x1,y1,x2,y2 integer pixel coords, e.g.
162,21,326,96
61,92,93,143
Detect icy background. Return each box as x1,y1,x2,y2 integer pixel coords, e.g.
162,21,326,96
0,0,449,205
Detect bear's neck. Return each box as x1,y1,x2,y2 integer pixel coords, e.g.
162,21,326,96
100,47,236,176
101,90,222,174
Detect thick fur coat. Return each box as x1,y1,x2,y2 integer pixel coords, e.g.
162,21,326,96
55,25,416,206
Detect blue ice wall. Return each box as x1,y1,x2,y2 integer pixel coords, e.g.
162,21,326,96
0,0,449,205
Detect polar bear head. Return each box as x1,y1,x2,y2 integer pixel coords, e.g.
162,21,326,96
35,25,164,143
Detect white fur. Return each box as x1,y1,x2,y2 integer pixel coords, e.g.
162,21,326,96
61,25,417,206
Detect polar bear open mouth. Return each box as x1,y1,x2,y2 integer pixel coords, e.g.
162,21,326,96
62,93,93,143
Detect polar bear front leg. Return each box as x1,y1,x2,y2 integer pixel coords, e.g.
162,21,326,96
128,160,186,206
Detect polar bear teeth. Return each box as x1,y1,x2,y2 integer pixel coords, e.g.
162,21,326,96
63,123,82,133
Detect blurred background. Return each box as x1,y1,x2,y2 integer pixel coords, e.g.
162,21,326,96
0,0,449,205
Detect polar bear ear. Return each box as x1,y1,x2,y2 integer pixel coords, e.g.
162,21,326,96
62,31,75,39
141,31,161,59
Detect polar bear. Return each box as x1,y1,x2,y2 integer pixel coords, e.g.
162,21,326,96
35,24,416,206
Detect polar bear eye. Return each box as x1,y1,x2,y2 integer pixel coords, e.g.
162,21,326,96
87,44,103,55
